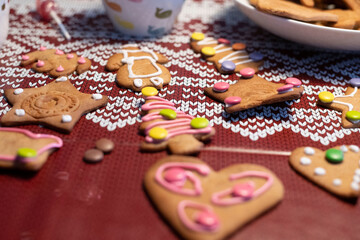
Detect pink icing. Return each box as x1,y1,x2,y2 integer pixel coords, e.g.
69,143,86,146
141,96,176,111
285,77,302,87
55,49,64,55
178,200,219,232
239,67,255,78
155,162,210,196
39,46,47,51
36,60,45,67
213,82,230,93
224,96,241,106
22,55,29,61
0,127,63,163
78,56,86,64
56,65,64,72
211,170,274,206
277,84,294,93
218,38,230,45
232,182,255,198
67,54,74,59
142,111,192,122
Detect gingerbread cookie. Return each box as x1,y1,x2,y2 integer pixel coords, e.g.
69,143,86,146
190,33,264,74
318,78,360,128
0,127,63,171
0,77,108,133
139,87,215,155
106,44,171,91
290,145,360,198
204,74,304,113
144,156,284,240
21,47,91,77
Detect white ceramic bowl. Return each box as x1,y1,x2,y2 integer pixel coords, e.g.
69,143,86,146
235,0,360,51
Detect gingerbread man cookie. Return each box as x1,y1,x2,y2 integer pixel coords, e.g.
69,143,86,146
204,73,304,113
318,78,360,128
1,77,108,133
290,145,360,198
21,47,91,77
106,44,171,91
139,87,215,155
144,156,284,240
190,32,264,74
0,128,63,171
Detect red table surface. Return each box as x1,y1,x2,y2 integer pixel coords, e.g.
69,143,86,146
1,0,360,239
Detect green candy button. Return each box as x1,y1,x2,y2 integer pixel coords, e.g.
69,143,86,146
17,148,37,158
325,148,344,163
346,110,360,122
160,109,177,120
191,117,209,129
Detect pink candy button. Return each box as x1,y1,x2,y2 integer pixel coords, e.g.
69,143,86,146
232,182,255,198
285,77,301,87
36,60,45,67
277,84,293,93
213,82,229,93
239,67,255,78
195,211,219,230
164,168,186,184
224,96,241,106
67,54,74,59
56,65,64,72
217,38,230,45
78,56,86,64
21,55,29,61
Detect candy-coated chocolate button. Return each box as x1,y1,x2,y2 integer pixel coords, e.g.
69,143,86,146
142,86,158,97
221,61,236,72
191,118,209,129
232,43,246,51
95,138,115,153
249,52,263,62
83,149,104,163
277,84,293,93
191,32,205,41
346,110,360,122
213,82,230,93
325,148,344,163
218,38,230,45
224,96,241,106
17,148,37,158
350,78,360,88
201,47,216,57
318,91,334,103
195,211,219,229
164,168,186,183
285,77,302,87
149,127,168,140
160,109,177,120
239,67,255,78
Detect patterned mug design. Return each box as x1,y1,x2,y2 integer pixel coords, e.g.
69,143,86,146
155,8,172,19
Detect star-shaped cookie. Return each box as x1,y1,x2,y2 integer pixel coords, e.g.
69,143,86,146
1,77,108,133
317,78,360,128
204,74,304,113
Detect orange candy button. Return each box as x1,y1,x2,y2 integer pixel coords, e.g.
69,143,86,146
232,43,246,51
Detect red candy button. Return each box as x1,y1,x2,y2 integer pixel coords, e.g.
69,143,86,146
224,96,241,106
277,84,294,93
285,77,302,87
218,38,231,45
213,82,230,92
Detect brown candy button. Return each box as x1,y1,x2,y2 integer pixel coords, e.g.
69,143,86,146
83,149,104,163
95,138,114,153
232,43,246,51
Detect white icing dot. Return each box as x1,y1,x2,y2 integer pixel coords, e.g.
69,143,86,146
340,145,348,152
14,88,24,95
56,76,68,82
349,145,359,152
351,182,360,191
353,175,360,183
304,147,315,155
15,109,25,116
134,78,143,88
62,115,72,123
333,179,342,186
314,167,326,176
92,94,103,100
300,157,311,165
355,169,360,176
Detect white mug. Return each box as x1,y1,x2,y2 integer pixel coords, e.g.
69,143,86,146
0,0,10,47
103,0,185,37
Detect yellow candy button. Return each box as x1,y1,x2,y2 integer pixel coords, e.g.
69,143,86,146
201,47,216,57
191,32,205,41
319,91,334,103
149,127,168,140
142,87,158,97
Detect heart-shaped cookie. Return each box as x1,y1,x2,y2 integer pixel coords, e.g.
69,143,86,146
144,156,284,240
289,145,360,198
